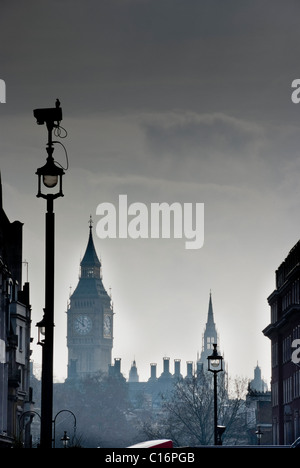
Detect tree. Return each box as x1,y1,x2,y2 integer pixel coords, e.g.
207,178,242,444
141,372,248,446
53,372,138,448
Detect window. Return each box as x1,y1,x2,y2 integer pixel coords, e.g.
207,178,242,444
271,302,278,323
272,381,278,406
206,337,215,350
272,341,278,367
293,370,300,399
283,377,293,404
283,335,292,363
19,326,23,352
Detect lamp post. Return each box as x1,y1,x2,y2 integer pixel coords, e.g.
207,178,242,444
207,343,224,445
53,409,77,448
255,425,263,446
18,411,41,448
34,100,65,449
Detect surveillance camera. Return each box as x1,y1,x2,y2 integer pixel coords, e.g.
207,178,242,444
33,106,62,125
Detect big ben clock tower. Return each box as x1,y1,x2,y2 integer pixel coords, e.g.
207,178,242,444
67,218,113,380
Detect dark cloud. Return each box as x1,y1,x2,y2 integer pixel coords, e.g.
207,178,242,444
1,0,300,382
142,112,262,159
0,0,299,117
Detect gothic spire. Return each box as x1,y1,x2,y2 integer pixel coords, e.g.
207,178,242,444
71,217,110,301
198,291,219,367
80,216,101,278
206,290,215,326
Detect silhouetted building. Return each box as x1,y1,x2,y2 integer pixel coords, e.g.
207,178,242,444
109,357,125,380
186,361,193,379
0,173,32,447
263,240,300,445
128,292,224,409
249,364,268,393
173,359,182,380
129,360,139,383
246,365,272,445
67,219,113,380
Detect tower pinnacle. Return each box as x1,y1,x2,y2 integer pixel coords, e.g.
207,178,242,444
198,291,219,366
207,290,215,326
89,214,93,230
80,220,101,278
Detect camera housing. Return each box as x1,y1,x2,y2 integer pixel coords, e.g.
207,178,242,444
33,106,62,125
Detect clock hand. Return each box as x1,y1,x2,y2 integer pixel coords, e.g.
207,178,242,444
77,317,85,327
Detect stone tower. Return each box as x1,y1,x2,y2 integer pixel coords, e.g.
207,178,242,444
67,219,113,380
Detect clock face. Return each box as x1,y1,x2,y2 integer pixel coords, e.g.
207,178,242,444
74,315,92,335
103,314,112,338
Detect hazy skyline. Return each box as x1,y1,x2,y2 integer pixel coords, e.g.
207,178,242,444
1,0,300,383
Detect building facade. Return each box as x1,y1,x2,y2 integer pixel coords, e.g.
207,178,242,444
0,174,32,447
263,240,300,445
67,221,113,380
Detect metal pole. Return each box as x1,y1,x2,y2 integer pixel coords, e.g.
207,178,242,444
40,195,55,448
213,371,218,445
34,102,65,449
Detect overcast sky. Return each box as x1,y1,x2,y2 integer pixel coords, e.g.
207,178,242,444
1,0,300,384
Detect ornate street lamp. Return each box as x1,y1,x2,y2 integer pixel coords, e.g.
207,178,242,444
34,100,67,449
208,343,224,445
61,431,70,448
53,409,77,448
36,151,64,197
255,425,263,446
36,313,46,346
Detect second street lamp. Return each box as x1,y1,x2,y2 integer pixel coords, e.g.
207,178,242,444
255,425,263,445
207,343,224,445
34,100,66,449
61,431,70,448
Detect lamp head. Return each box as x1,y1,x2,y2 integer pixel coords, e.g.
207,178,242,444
207,343,223,373
36,150,65,198
36,315,46,346
61,431,70,448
